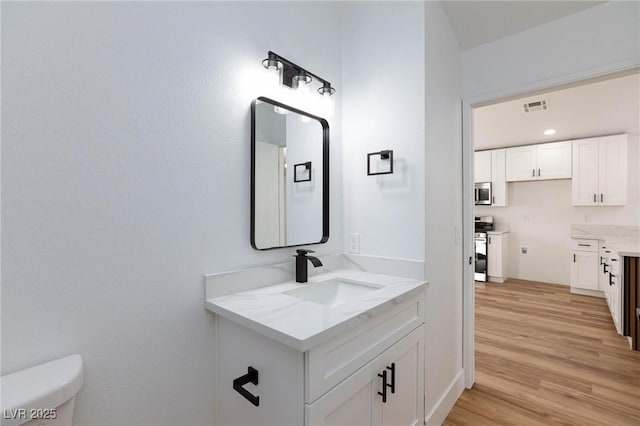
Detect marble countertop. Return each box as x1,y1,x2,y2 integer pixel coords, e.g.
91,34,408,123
571,224,640,257
205,269,427,352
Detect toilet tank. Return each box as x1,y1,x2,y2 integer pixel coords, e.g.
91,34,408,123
1,355,83,426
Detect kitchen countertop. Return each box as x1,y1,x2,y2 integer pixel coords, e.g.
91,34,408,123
205,269,427,352
571,224,640,257
487,229,509,235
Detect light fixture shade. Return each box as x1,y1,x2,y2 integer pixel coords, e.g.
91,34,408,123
292,70,311,88
318,82,335,96
262,52,283,72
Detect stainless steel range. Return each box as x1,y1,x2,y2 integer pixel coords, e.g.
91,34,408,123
475,216,494,282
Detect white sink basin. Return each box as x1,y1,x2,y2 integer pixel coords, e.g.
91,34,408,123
284,278,381,307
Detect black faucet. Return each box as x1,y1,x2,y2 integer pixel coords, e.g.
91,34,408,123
294,249,323,283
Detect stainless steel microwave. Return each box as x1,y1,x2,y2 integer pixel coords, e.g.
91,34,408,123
475,182,492,205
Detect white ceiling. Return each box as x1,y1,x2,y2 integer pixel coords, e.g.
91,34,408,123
473,73,640,150
441,1,605,50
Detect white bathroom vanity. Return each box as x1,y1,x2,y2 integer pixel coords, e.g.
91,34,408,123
205,267,427,426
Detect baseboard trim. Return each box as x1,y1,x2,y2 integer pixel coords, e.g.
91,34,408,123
424,369,465,426
570,287,605,298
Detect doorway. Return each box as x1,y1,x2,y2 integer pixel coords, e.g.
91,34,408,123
461,67,640,388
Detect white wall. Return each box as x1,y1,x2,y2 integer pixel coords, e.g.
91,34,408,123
1,2,343,425
463,1,640,100
424,2,465,423
340,1,425,261
476,134,640,285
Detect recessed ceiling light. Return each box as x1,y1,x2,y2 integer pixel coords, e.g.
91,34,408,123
544,129,556,136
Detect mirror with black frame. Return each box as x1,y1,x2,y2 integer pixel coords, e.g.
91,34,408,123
251,97,329,250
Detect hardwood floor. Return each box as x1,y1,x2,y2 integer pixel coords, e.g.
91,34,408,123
444,279,640,425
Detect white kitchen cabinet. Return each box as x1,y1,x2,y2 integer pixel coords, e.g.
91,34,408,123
572,134,627,206
487,232,508,283
506,141,572,182
570,239,599,292
598,244,609,292
571,251,598,291
306,326,424,426
598,135,628,206
608,256,622,334
490,149,507,206
214,288,426,426
474,151,492,183
505,145,536,182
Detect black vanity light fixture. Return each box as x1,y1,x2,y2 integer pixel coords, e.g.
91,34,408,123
262,51,336,96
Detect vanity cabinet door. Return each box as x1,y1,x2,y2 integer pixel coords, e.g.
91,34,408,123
306,326,424,426
216,317,305,426
376,327,424,426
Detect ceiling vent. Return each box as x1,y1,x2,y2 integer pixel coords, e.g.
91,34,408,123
523,100,548,112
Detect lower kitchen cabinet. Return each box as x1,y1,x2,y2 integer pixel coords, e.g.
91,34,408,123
306,326,424,426
570,239,599,293
571,250,599,291
487,232,508,283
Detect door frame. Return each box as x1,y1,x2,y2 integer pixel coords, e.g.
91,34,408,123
461,64,640,388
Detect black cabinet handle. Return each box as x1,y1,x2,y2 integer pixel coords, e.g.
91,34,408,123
532,169,535,177
538,168,541,177
233,367,260,407
593,194,596,202
578,243,591,247
387,363,396,394
378,365,395,403
603,264,609,274
378,370,388,403
601,193,603,202
573,254,576,262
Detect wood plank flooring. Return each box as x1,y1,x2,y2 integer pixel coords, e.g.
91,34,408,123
444,279,640,425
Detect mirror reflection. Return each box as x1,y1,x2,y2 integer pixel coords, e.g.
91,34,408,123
251,97,329,250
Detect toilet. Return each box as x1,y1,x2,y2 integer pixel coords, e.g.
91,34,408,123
1,355,83,426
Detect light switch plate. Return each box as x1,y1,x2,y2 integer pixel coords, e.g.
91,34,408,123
521,246,528,255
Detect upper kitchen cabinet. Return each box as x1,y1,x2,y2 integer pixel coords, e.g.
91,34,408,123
490,149,507,206
474,151,492,183
572,134,628,206
505,141,572,182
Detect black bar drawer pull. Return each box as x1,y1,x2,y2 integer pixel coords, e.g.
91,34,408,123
233,367,260,407
378,365,395,404
578,243,591,247
378,370,388,403
387,363,396,394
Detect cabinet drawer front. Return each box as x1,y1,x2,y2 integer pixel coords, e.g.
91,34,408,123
572,239,598,252
305,291,425,403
